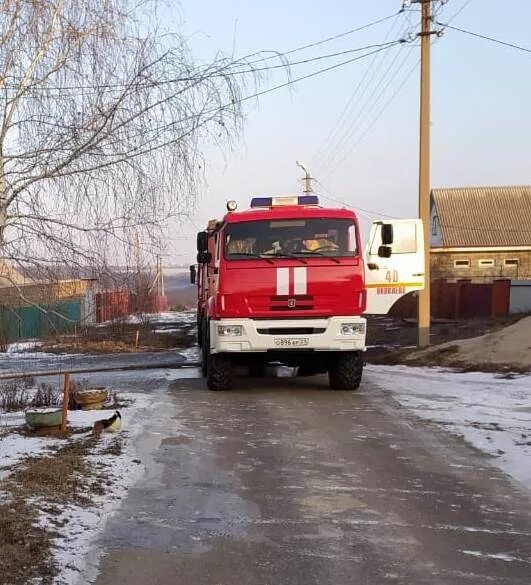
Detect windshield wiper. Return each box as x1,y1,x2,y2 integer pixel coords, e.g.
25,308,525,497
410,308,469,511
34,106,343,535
298,249,341,264
264,252,307,264
229,252,274,264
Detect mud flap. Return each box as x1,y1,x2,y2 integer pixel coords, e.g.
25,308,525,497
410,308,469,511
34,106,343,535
364,219,425,315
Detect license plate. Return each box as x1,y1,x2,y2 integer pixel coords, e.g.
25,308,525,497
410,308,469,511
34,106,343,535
274,337,310,347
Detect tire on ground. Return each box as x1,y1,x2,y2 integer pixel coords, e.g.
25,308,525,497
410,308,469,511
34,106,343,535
328,351,363,390
207,353,233,391
197,313,203,348
201,319,209,377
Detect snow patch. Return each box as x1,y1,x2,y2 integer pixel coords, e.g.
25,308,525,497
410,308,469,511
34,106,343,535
367,366,531,489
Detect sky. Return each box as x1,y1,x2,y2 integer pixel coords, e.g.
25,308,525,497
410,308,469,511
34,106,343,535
160,0,531,264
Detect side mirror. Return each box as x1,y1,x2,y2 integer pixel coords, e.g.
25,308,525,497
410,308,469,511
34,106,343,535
197,231,208,253
381,224,394,245
378,245,392,259
189,265,196,284
197,251,212,264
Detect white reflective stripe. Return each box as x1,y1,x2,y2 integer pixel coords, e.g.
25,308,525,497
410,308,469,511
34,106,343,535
293,266,307,295
276,267,289,296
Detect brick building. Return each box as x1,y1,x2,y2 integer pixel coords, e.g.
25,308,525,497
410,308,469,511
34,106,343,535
430,186,531,281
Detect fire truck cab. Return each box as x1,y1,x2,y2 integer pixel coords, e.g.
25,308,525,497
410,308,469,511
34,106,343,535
193,195,424,391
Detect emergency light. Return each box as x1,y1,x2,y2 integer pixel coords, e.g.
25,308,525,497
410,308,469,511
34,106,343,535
250,195,319,208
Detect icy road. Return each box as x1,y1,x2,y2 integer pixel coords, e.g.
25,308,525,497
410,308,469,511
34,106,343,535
92,366,531,585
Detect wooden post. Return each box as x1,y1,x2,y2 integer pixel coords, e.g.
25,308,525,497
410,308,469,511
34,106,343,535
61,372,71,433
135,329,140,349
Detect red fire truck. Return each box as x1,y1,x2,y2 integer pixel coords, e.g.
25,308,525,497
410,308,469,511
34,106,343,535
191,195,424,391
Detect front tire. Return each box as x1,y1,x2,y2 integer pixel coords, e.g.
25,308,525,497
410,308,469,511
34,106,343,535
328,352,363,390
207,352,233,391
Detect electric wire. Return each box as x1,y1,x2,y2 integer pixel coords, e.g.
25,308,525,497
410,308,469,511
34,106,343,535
315,179,400,219
436,22,531,55
310,12,404,169
323,55,419,176
244,11,400,66
315,13,417,176
9,41,405,96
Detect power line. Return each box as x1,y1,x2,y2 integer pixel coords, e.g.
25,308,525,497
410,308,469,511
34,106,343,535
310,12,403,167
315,179,399,219
437,22,531,55
41,43,406,168
445,0,474,25
320,44,417,176
315,15,417,175
323,56,419,176
229,41,407,110
1,14,402,96
245,11,400,65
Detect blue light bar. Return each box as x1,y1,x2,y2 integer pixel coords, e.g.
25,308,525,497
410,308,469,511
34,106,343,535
298,195,319,205
250,195,320,208
250,197,272,208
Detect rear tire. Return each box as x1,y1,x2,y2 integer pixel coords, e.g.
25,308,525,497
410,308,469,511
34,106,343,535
201,319,208,376
207,353,233,391
197,313,203,348
328,352,363,390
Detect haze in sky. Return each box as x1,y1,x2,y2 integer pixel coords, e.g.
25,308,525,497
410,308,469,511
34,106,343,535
163,0,531,263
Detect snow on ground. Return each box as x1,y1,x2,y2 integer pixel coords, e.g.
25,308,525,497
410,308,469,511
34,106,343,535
48,392,152,585
0,431,60,480
5,340,42,353
0,385,163,585
179,345,201,362
367,365,531,489
99,310,196,327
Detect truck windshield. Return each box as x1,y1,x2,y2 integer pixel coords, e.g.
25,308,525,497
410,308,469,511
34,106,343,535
225,218,357,259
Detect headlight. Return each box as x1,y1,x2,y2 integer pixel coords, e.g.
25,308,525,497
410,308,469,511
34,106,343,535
340,322,365,335
217,325,243,336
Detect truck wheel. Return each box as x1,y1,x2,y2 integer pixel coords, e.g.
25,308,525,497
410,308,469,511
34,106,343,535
328,352,363,390
197,313,203,348
201,320,209,377
207,353,233,391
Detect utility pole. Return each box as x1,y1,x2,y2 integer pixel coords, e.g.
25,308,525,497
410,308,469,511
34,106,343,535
296,160,314,194
414,0,435,347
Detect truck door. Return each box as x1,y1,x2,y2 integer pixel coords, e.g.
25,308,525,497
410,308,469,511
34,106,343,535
364,219,425,315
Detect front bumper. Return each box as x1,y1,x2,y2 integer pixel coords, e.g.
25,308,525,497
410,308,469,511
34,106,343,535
210,317,366,354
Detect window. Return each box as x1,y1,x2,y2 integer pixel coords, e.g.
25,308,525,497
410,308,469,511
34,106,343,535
504,259,519,266
224,218,358,259
431,215,439,236
454,259,470,268
478,259,495,267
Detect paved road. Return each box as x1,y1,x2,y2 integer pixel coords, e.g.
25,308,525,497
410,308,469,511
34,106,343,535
95,371,531,585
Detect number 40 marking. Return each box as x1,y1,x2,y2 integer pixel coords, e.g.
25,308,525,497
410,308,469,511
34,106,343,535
385,270,399,283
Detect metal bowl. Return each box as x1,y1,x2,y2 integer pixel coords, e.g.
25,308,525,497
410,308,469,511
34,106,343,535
25,408,62,428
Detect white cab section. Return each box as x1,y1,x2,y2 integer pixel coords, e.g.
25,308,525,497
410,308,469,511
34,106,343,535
365,219,425,314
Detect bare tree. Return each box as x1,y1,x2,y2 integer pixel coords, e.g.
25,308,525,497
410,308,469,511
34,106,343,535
0,0,256,282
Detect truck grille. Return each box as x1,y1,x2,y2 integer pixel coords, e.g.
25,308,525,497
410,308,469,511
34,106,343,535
257,327,326,335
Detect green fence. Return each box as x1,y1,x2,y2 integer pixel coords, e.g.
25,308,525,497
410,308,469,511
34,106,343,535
0,300,82,342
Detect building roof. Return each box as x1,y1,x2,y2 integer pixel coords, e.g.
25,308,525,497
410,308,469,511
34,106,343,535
431,186,531,248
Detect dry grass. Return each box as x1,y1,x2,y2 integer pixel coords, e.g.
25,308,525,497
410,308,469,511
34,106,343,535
7,439,102,506
0,435,117,584
0,498,57,585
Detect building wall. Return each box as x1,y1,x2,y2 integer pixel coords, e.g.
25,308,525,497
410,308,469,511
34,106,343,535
431,249,531,282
